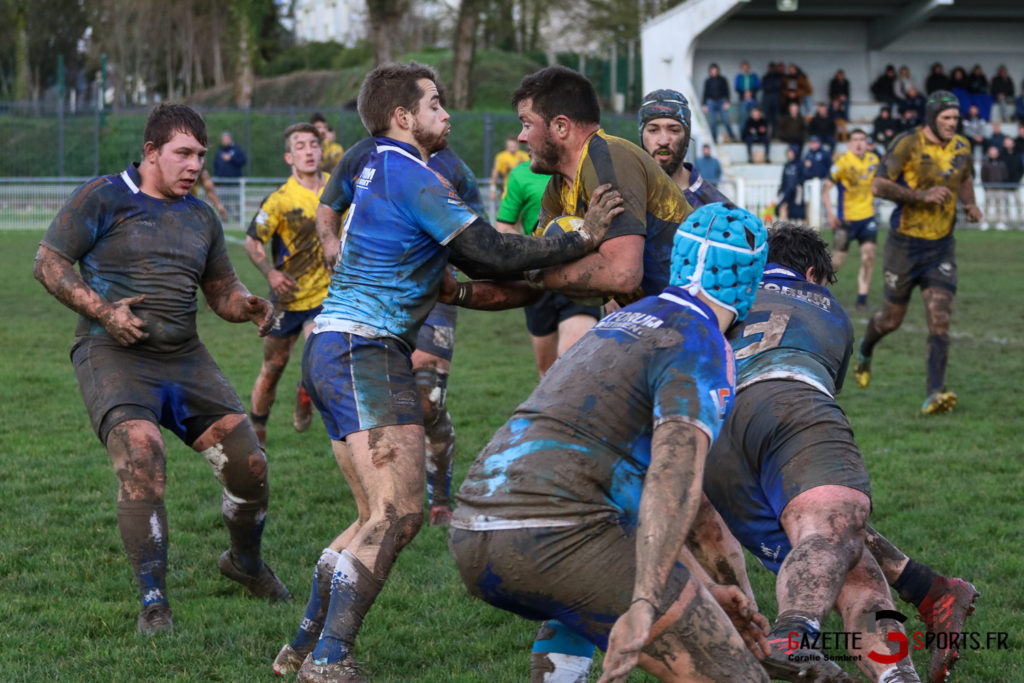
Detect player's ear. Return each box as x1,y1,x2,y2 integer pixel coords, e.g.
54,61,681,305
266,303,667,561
142,140,160,163
551,115,571,140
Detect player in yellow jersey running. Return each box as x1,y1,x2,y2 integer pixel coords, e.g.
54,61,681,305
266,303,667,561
245,123,331,445
823,128,880,311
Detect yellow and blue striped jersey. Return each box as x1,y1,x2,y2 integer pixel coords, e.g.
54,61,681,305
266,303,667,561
830,150,879,222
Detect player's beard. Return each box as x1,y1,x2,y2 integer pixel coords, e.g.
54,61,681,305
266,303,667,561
650,138,686,177
528,129,561,175
413,120,449,155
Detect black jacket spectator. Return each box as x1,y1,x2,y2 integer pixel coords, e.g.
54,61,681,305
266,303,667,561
1000,143,1024,184
807,111,836,142
991,69,1015,100
898,90,926,121
873,107,901,148
925,63,951,94
950,67,970,92
702,73,730,103
778,106,807,149
829,71,850,102
968,66,989,95
981,154,1008,185
871,65,897,103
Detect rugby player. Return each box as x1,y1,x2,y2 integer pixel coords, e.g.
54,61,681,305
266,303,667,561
245,123,330,446
449,203,770,683
281,62,623,683
33,104,292,635
823,128,881,311
858,91,982,414
311,112,345,173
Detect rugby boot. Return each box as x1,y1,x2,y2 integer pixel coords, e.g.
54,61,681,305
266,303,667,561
297,654,368,683
294,383,314,432
918,577,979,683
218,550,293,603
429,505,453,526
853,347,871,388
136,603,174,635
880,664,922,682
273,643,307,676
762,633,856,682
920,391,957,415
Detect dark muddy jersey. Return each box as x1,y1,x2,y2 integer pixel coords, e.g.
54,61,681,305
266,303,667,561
728,264,853,397
539,130,692,303
679,162,732,209
453,286,734,530
41,164,234,354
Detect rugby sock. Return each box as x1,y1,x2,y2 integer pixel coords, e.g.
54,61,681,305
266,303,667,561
222,491,266,576
769,610,822,650
861,316,885,356
530,620,595,683
925,333,950,395
290,548,341,653
856,294,868,306
117,500,169,608
892,559,937,608
311,550,384,664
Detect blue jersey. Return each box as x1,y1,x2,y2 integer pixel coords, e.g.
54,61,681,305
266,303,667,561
314,138,480,349
728,264,853,397
679,162,731,209
321,137,486,217
452,286,735,530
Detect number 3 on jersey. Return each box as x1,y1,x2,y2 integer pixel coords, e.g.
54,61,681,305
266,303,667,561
733,310,791,360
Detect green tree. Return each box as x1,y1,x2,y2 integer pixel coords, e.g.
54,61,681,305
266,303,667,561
366,0,410,65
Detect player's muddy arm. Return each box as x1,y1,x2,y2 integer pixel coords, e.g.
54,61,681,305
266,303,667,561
534,233,644,297
201,271,273,334
315,204,342,270
958,175,982,221
442,278,543,311
872,176,928,204
686,493,758,606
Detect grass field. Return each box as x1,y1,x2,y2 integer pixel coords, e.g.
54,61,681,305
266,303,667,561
1,227,1022,682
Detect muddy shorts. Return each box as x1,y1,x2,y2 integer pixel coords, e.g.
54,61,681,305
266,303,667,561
702,380,871,574
71,336,245,446
524,292,602,337
833,217,878,252
448,519,690,651
415,301,457,361
882,232,957,304
302,331,421,440
267,306,321,339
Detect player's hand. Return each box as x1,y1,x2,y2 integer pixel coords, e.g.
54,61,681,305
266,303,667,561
245,295,275,336
920,186,953,204
215,204,228,221
99,295,149,346
597,600,656,683
437,268,458,304
828,214,841,230
708,583,771,659
580,184,624,250
268,270,298,298
964,204,983,222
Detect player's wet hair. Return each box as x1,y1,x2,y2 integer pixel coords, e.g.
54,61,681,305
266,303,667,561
767,221,837,285
283,122,320,151
512,66,600,126
357,62,440,136
143,104,207,151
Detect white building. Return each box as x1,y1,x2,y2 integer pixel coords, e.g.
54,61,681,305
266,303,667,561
293,0,367,46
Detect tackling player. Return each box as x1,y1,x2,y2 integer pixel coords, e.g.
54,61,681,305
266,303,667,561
823,128,880,311
279,62,622,683
858,90,982,414
311,112,345,173
33,104,291,635
449,203,771,683
244,123,330,446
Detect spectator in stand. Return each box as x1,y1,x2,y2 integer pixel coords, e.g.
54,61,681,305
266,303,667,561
1014,122,1024,155
829,97,849,143
214,131,247,178
899,108,920,132
808,102,837,152
898,87,927,123
962,104,987,158
1015,86,1024,125
1000,135,1024,183
950,66,971,113
870,64,897,105
925,62,951,95
777,146,806,223
802,136,831,180
742,107,770,163
969,65,993,121
702,63,736,143
735,60,761,124
872,106,900,151
778,101,807,153
987,122,1008,153
981,145,1010,230
829,69,851,119
762,61,784,137
782,63,814,115
693,143,723,186
895,65,919,104
990,65,1015,123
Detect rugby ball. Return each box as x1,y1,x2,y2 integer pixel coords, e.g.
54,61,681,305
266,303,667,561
536,214,585,237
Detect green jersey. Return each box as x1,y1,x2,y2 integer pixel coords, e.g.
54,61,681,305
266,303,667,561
496,161,551,235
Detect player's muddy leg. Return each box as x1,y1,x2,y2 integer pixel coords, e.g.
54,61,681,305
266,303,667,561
835,552,920,682
638,576,769,682
529,620,595,683
865,526,911,586
530,332,558,377
858,242,876,301
107,419,171,631
309,425,424,668
922,287,953,396
414,360,455,524
861,300,908,356
250,335,295,446
555,314,598,357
